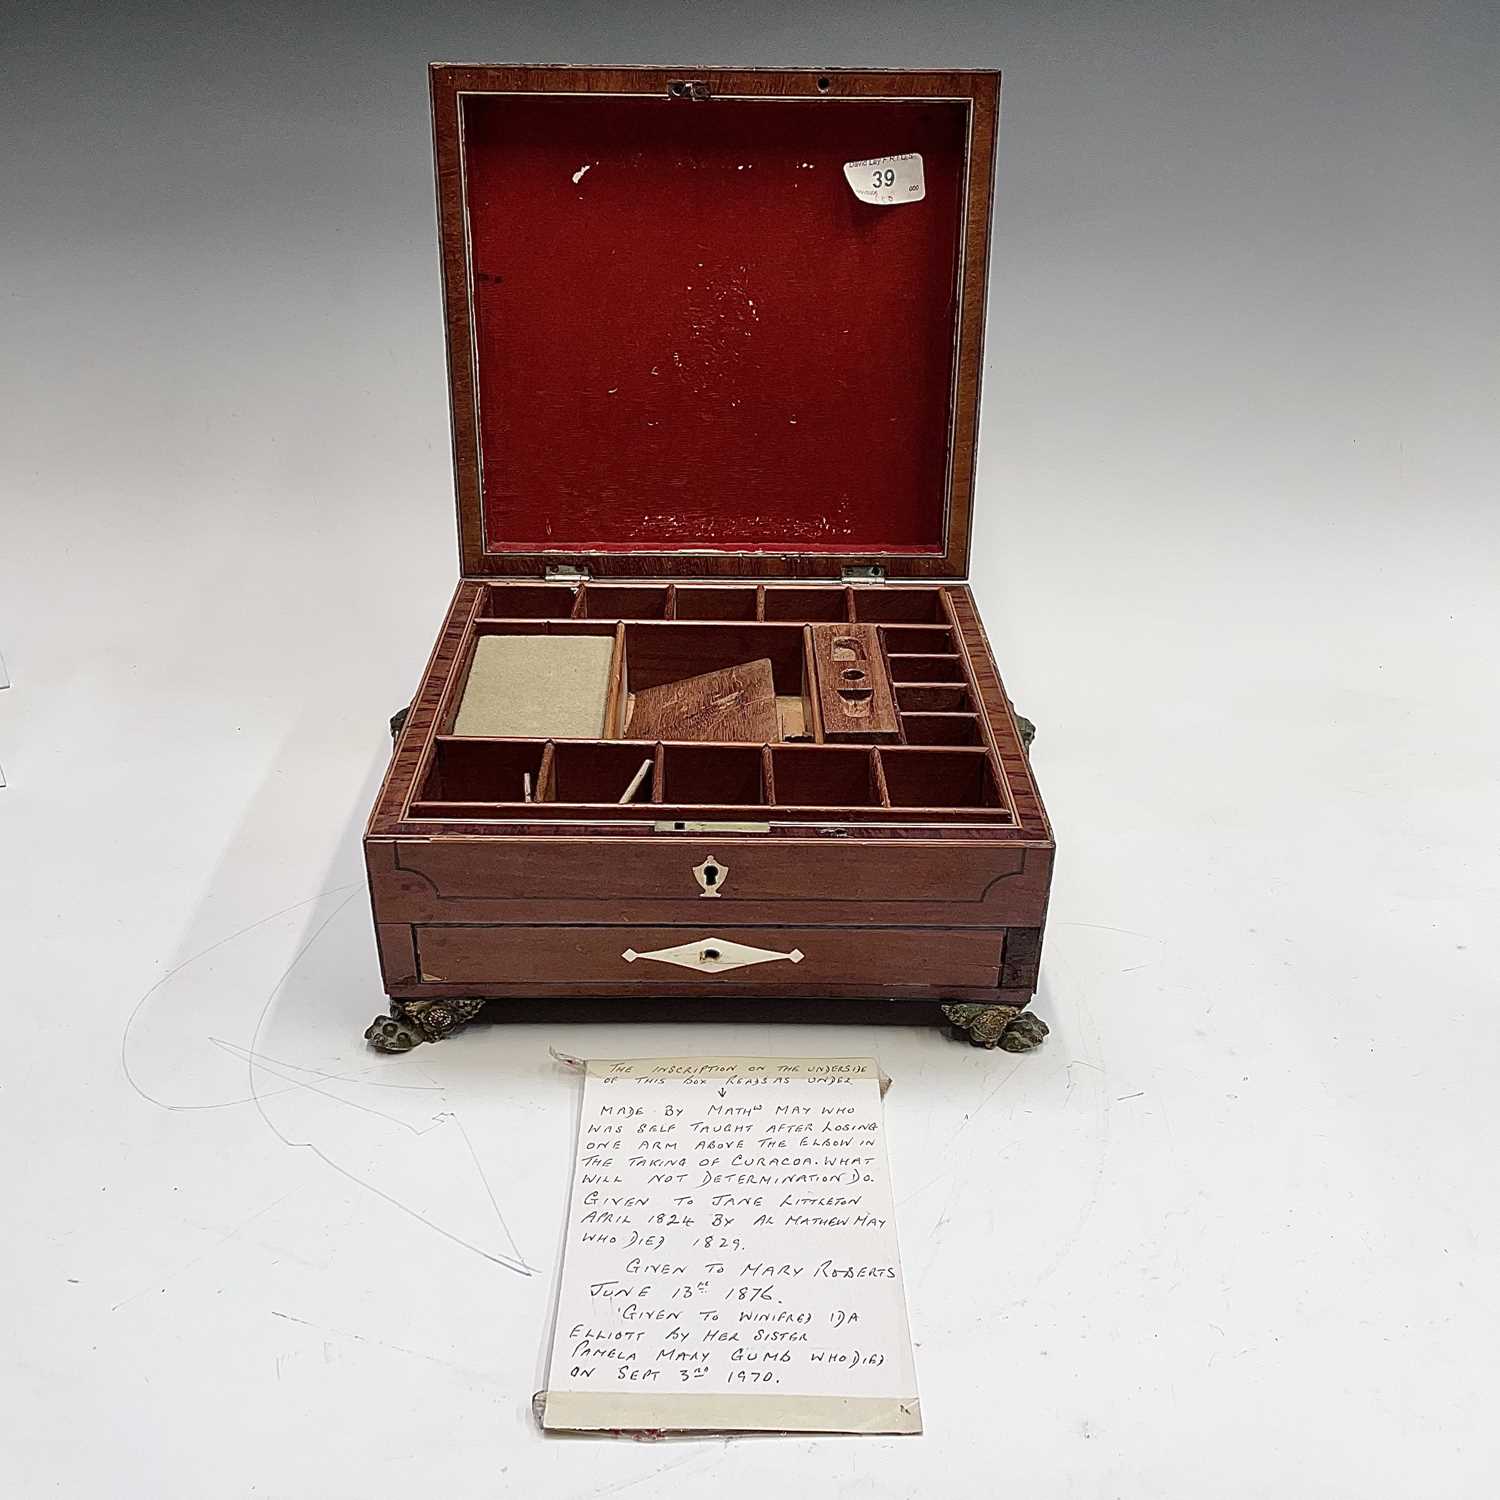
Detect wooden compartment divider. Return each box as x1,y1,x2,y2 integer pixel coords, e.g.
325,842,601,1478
603,623,628,737
870,745,893,807
874,616,998,752
398,585,1021,821
799,626,824,744
534,742,555,802
651,742,666,803
761,744,777,805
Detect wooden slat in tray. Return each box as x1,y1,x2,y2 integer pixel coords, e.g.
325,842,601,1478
626,659,779,742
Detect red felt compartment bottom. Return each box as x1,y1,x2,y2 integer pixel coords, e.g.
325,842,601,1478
462,91,968,555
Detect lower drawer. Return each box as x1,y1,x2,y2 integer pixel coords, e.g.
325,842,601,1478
413,924,1001,989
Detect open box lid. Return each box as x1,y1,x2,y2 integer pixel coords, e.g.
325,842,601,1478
432,65,999,581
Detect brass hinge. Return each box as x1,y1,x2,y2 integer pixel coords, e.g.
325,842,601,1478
544,564,591,582
841,564,886,583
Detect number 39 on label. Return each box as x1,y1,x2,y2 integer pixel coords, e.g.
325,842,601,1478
842,152,926,206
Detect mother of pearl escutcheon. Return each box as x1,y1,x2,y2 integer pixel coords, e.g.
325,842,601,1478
621,937,805,973
693,854,726,896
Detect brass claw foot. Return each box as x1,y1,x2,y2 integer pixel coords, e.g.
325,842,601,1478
365,997,486,1052
941,1003,1049,1051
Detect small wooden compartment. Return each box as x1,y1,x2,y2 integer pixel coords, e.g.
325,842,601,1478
896,684,972,713
478,583,579,618
364,65,1054,1047
621,623,806,696
580,585,671,619
880,747,1004,809
659,745,767,806
772,746,883,807
763,587,849,622
881,626,955,654
416,738,547,804
852,588,951,623
901,713,983,746
545,742,657,804
673,586,759,620
888,654,968,683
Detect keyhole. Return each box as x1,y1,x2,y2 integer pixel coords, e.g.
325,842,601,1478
703,866,718,886
701,947,721,962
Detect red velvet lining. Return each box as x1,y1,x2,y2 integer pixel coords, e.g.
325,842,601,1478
461,93,968,555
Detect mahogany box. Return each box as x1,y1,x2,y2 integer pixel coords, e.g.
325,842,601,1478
363,65,1054,1053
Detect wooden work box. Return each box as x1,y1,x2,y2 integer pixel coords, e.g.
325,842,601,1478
364,65,1054,1053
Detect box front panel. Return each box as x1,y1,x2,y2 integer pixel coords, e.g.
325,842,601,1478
367,837,1052,931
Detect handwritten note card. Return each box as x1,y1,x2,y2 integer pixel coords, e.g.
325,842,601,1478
541,1057,921,1435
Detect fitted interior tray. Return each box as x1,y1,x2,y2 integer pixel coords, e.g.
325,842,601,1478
400,582,1021,826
